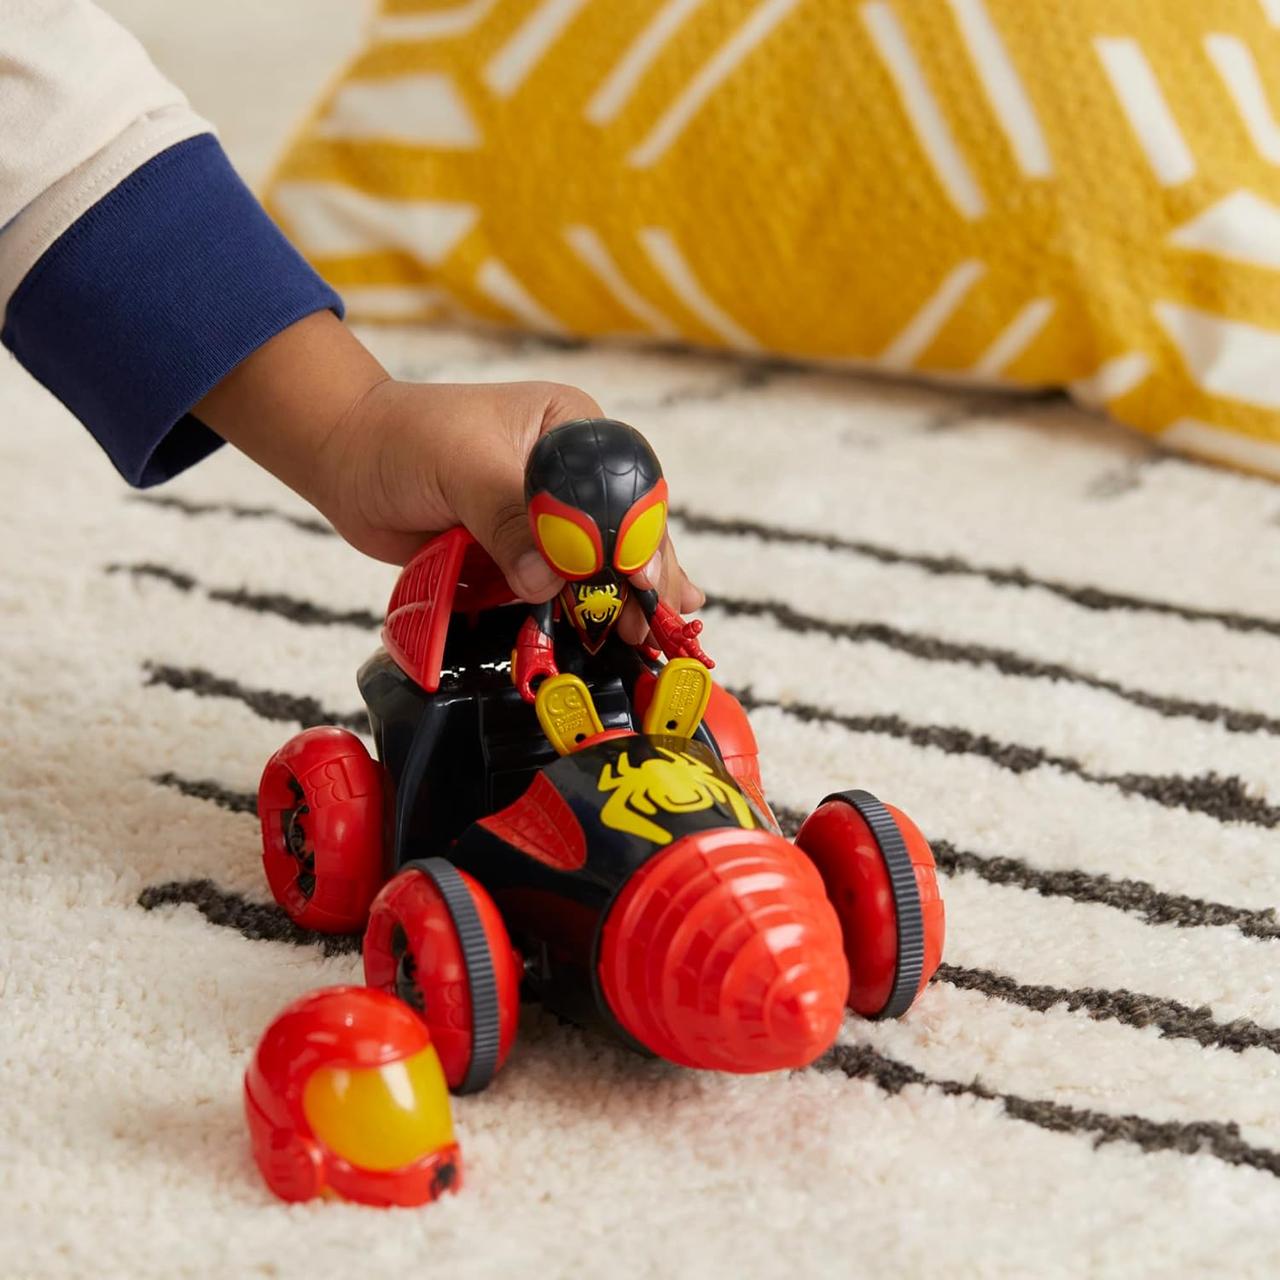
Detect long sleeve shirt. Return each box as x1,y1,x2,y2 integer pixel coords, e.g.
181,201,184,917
0,0,341,485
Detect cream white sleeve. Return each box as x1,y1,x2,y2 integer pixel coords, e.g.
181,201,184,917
0,0,213,307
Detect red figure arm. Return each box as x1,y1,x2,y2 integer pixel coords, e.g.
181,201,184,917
512,604,559,702
635,587,714,668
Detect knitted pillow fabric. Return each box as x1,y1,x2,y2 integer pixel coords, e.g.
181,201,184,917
269,0,1280,477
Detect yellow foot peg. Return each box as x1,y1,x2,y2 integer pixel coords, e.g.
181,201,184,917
535,674,605,756
642,658,713,739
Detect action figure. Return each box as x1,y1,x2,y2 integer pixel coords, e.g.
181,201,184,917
512,419,711,702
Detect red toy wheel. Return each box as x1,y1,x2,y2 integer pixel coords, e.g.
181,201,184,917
795,791,945,1019
257,727,387,933
364,859,521,1094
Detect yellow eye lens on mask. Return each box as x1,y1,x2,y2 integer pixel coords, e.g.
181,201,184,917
536,513,599,577
302,1046,454,1172
615,502,667,574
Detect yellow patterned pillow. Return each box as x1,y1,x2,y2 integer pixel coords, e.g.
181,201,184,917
269,0,1280,477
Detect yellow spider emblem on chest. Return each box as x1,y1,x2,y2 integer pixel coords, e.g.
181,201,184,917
573,582,622,629
597,747,755,846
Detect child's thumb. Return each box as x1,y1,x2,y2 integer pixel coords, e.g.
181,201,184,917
451,382,603,602
442,447,560,601
479,501,562,602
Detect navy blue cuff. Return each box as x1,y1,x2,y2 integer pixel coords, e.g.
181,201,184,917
2,134,343,487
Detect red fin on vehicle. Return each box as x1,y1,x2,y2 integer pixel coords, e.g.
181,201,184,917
479,772,588,871
701,682,776,826
383,529,514,692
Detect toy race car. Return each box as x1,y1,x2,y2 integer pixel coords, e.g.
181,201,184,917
256,420,945,1092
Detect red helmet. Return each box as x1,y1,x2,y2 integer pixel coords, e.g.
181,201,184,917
243,986,460,1207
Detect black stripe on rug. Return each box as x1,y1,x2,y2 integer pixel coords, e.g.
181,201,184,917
936,963,1280,1055
131,493,335,536
770,806,1280,943
815,1042,1280,1180
143,663,368,732
930,840,1280,942
738,689,1280,830
672,507,1280,640
705,594,1280,737
108,562,381,630
137,878,361,957
154,772,256,815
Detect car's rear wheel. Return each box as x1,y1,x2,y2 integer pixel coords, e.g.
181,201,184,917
364,858,521,1094
258,727,386,933
795,790,945,1018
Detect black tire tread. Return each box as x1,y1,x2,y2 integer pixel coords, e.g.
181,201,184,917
398,857,503,1094
820,790,926,1019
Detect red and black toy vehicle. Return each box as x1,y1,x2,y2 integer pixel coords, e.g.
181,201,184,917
257,420,945,1094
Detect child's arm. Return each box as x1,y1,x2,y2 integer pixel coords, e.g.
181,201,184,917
0,4,701,611
1,2,335,489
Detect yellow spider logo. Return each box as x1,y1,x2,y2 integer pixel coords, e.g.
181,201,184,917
574,582,622,629
597,747,755,846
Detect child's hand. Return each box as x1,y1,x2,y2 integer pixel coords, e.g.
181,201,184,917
196,312,703,617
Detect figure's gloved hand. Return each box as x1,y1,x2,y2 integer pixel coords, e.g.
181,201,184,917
649,602,714,669
512,615,559,702
618,533,707,651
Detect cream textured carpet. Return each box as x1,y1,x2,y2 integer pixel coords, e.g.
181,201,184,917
3,325,1280,1277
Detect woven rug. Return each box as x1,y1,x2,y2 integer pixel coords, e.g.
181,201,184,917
3,325,1280,1278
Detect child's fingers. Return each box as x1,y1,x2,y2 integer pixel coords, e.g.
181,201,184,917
637,535,703,613
445,382,602,602
677,551,705,613
620,534,703,648
450,483,563,602
679,579,705,613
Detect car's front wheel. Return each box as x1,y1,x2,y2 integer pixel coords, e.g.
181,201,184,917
364,858,521,1094
258,727,387,933
795,790,945,1019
